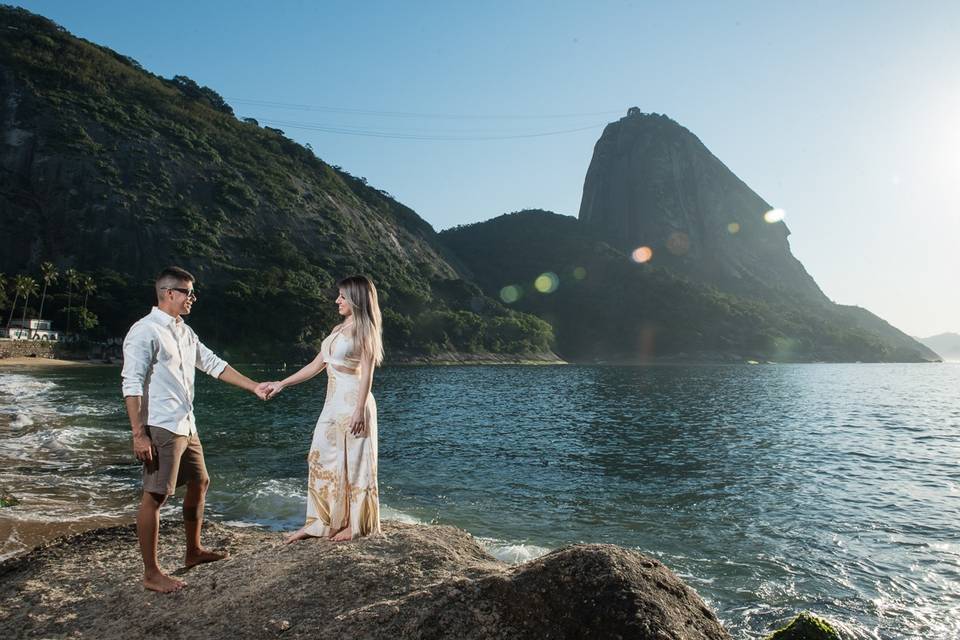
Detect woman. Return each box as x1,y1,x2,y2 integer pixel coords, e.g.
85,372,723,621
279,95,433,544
264,276,384,543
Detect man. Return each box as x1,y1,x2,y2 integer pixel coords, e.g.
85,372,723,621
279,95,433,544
121,266,268,593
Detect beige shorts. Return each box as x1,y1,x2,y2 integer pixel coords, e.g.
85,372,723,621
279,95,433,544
142,426,209,496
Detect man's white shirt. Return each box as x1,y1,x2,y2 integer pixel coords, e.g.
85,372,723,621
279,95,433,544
121,307,228,435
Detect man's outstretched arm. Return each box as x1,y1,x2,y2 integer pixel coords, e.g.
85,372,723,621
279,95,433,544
195,336,267,400
218,365,267,399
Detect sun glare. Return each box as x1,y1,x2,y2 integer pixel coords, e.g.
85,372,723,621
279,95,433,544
631,246,653,263
499,285,521,303
764,209,785,223
534,272,559,293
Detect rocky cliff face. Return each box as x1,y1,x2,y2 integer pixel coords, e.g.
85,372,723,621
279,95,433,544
579,109,826,303
0,520,732,640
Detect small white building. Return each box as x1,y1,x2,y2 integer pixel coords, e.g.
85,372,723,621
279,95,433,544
2,319,60,341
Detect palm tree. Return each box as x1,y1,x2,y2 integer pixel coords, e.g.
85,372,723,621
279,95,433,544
35,262,59,338
0,273,9,320
6,274,25,335
81,274,96,316
64,268,79,334
17,276,39,339
76,274,98,334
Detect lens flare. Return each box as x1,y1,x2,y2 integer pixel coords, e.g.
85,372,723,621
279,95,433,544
534,272,559,294
727,222,740,234
764,209,785,223
631,246,653,263
573,266,587,280
499,285,521,303
666,232,690,256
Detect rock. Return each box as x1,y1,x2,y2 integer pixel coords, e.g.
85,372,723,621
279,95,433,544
765,613,842,640
0,520,731,639
578,109,826,302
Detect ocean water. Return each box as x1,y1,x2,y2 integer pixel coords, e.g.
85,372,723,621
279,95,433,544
1,363,958,638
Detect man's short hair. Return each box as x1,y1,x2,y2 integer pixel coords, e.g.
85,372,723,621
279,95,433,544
155,266,195,300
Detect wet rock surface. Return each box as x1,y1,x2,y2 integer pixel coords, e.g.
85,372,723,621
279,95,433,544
0,520,731,639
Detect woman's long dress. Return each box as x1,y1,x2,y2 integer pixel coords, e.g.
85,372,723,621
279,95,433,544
302,326,380,539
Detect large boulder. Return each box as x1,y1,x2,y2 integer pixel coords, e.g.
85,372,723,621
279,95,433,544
0,520,731,639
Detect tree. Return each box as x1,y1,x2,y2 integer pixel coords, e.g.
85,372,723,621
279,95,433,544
81,274,96,316
64,268,79,334
16,275,39,339
0,273,9,318
170,75,234,115
67,274,99,337
5,276,20,334
34,261,58,337
76,307,99,331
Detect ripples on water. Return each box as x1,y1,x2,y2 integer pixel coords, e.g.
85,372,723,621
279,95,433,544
1,363,958,638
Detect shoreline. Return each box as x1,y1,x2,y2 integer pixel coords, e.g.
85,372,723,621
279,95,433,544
0,512,133,562
0,356,115,367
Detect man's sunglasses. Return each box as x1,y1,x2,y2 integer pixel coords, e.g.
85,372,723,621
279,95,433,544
163,287,197,299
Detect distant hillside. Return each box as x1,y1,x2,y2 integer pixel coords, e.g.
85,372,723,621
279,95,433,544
441,208,937,363
918,333,960,361
0,6,552,358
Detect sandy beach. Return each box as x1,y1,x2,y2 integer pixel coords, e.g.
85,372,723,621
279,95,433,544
0,357,111,367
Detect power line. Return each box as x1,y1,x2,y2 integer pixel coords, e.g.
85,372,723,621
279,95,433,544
230,97,623,121
249,117,608,140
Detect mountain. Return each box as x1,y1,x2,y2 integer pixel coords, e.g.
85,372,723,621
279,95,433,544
918,333,960,361
580,109,826,303
0,7,938,364
574,109,932,363
441,210,937,362
0,6,552,358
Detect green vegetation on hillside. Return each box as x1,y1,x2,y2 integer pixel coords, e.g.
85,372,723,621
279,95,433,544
0,6,552,358
441,210,933,362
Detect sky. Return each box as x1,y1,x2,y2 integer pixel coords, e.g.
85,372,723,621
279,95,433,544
14,1,960,338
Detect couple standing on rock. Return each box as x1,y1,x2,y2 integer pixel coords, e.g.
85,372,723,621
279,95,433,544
121,266,384,593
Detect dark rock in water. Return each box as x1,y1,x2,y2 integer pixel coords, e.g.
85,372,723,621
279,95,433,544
766,612,842,639
0,520,731,639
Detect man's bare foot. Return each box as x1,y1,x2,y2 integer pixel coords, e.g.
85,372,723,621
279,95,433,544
330,527,353,543
144,571,186,593
284,527,312,545
185,548,227,568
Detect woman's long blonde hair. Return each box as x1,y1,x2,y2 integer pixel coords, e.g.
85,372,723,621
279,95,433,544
339,275,384,367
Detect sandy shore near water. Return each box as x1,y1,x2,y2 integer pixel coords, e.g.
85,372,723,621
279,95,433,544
0,356,113,367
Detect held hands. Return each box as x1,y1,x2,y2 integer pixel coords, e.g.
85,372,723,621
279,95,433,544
254,381,284,401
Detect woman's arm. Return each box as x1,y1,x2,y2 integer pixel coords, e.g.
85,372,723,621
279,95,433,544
349,352,376,435
268,351,326,397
